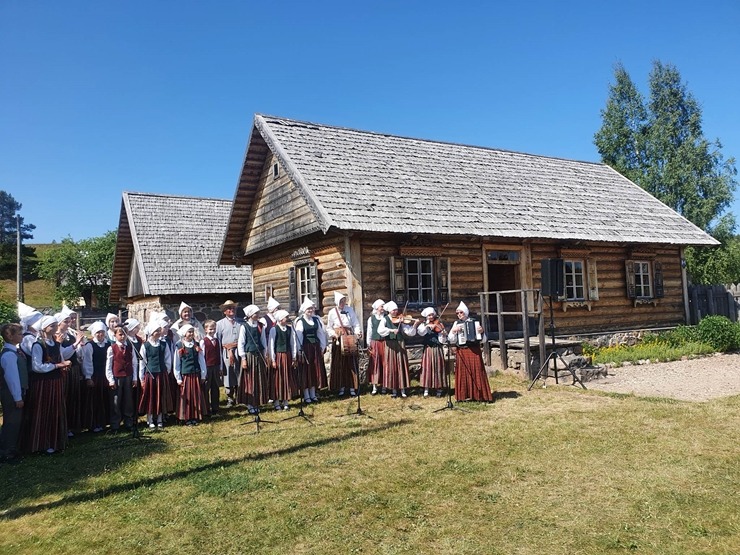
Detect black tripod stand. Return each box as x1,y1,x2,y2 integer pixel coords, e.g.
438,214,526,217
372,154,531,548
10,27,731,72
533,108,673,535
434,342,470,414
338,338,372,419
527,296,586,390
282,332,314,425
242,345,275,434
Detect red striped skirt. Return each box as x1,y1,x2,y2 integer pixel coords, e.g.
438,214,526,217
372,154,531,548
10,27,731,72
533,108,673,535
22,376,68,453
328,341,357,390
139,371,174,417
237,352,270,407
454,345,493,402
420,344,448,389
383,339,410,390
177,374,208,421
168,371,179,413
368,339,385,385
271,352,298,401
298,341,327,390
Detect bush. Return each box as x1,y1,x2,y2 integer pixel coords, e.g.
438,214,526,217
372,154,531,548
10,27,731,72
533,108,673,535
696,315,740,352
661,325,701,347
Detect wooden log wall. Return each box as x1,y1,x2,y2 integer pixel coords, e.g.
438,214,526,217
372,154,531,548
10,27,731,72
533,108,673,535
531,243,685,334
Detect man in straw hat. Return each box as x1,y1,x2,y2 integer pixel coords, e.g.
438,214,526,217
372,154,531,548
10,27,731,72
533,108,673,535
216,299,242,408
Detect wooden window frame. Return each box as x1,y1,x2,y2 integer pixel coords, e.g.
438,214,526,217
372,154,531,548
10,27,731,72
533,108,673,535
289,261,318,313
625,259,664,306
390,255,450,309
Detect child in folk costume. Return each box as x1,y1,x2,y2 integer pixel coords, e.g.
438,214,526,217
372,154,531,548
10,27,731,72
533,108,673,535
216,300,242,408
268,309,298,410
293,296,327,403
237,305,270,414
106,326,138,431
447,302,493,402
366,299,387,395
18,302,43,400
1,323,25,463
105,313,120,343
81,321,111,432
54,310,86,437
174,324,208,425
23,316,76,454
416,307,449,398
200,320,222,416
260,296,281,348
138,320,173,429
171,302,205,342
326,291,363,397
377,301,417,398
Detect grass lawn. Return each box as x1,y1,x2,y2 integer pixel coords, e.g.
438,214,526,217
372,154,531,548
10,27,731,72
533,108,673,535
1,374,738,554
0,279,56,309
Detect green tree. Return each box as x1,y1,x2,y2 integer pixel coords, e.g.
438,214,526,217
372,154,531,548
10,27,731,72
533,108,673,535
38,231,117,308
0,190,37,279
595,61,737,235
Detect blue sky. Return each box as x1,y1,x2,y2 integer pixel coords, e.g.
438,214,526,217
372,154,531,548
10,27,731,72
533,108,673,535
2,0,739,244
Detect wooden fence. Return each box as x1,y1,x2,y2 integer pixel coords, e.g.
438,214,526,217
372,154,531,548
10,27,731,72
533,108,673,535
687,284,738,324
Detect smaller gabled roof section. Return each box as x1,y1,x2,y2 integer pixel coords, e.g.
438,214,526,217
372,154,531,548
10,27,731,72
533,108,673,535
111,192,252,303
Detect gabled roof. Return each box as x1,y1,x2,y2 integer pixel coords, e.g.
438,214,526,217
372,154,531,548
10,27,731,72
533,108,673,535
220,114,718,262
111,192,251,302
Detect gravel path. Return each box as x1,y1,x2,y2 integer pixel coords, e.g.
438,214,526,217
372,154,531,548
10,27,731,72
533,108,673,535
583,352,740,401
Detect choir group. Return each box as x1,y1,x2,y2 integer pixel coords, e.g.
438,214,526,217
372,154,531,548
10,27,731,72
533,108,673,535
0,294,492,463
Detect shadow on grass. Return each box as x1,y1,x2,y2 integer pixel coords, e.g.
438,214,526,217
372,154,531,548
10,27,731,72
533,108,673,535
493,390,522,401
0,418,412,521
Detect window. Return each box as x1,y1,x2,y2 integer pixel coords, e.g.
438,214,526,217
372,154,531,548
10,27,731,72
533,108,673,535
272,163,280,179
625,260,663,300
390,256,449,307
288,261,318,313
564,260,586,301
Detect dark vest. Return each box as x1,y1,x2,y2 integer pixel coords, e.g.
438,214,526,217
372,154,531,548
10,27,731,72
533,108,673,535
61,333,78,365
143,341,167,374
203,336,221,367
90,341,109,377
384,315,400,341
369,316,382,341
242,323,264,353
422,328,443,347
274,326,291,353
111,343,133,378
301,317,319,344
177,342,200,375
30,339,62,381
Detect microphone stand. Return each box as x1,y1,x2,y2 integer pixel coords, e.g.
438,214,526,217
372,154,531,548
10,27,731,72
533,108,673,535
282,321,313,425
124,335,154,439
241,322,274,434
434,335,470,414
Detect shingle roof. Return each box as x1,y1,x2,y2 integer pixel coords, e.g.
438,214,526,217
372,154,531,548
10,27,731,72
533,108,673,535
111,192,251,300
247,114,718,247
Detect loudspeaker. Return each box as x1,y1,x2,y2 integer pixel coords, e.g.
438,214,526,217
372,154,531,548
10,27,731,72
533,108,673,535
541,258,564,297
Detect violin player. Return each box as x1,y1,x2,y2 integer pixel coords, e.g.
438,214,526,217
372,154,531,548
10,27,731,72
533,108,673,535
416,306,449,398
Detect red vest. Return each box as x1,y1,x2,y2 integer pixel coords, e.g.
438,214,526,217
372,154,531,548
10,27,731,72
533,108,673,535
203,336,220,367
112,343,133,378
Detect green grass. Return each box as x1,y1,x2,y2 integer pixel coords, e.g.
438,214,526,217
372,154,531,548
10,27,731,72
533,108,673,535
588,341,715,365
0,278,57,309
1,375,739,554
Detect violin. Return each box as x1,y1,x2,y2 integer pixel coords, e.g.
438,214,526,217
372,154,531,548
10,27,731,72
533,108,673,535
391,314,418,326
426,318,445,334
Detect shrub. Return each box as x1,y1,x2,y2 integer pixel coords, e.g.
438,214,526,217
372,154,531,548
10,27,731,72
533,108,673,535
661,325,700,347
696,315,740,352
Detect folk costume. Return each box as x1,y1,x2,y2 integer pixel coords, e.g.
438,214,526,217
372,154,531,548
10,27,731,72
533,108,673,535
173,324,208,424
366,299,386,395
1,335,24,462
81,321,111,432
260,296,281,364
138,321,173,428
106,331,138,431
55,307,84,436
200,328,222,415
237,305,270,413
448,302,492,403
171,301,206,342
293,296,327,403
268,310,298,410
377,301,416,398
22,316,73,454
216,300,243,407
105,313,120,343
416,307,449,397
326,292,362,396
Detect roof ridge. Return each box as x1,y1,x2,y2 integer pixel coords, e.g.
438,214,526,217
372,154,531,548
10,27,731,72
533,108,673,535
123,191,231,203
255,113,607,167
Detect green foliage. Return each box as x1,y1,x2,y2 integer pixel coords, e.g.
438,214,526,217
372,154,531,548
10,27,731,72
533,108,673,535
0,298,17,324
595,62,737,236
0,190,38,279
662,324,701,347
38,231,117,308
696,315,740,352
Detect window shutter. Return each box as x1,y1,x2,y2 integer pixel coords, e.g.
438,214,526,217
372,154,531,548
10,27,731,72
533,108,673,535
625,260,636,299
288,266,297,313
309,262,319,310
587,258,599,301
436,257,450,304
653,261,664,298
389,256,406,305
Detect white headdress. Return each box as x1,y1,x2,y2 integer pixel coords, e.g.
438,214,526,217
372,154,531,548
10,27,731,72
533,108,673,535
372,299,385,310
177,324,194,337
60,304,76,318
54,312,70,324
275,309,289,322
178,302,192,315
334,291,347,306
105,313,119,326
124,318,141,332
32,315,57,332
421,307,436,318
384,301,398,313
144,320,163,337
299,296,315,313
243,305,260,318
456,301,469,317
88,321,107,335
267,296,280,312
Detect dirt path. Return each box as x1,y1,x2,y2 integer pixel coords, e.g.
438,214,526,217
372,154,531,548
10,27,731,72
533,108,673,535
580,352,740,401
